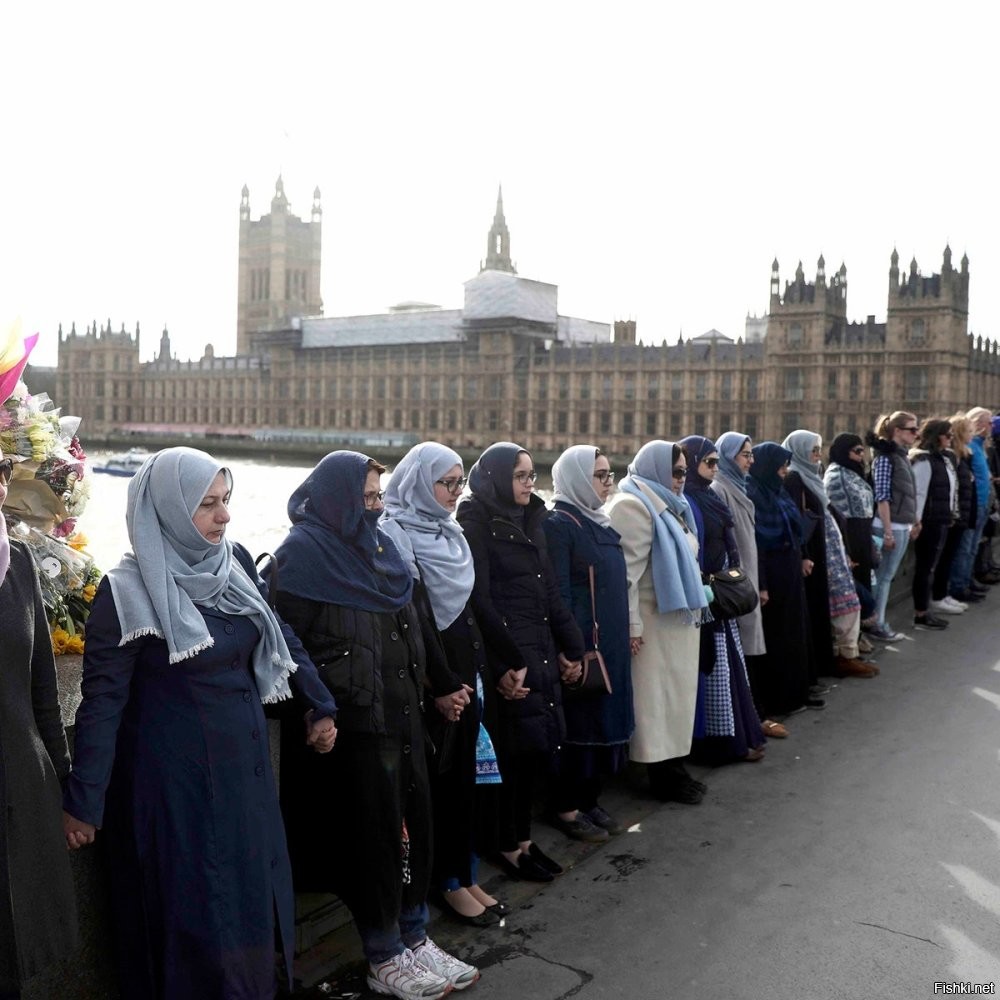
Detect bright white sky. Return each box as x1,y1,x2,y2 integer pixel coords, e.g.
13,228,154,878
4,1,997,367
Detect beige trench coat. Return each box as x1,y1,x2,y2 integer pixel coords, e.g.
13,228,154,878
608,486,701,764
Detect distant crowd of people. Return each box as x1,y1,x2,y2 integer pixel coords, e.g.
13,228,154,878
5,401,1000,1000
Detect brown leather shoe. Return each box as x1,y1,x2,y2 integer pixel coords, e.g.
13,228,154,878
761,719,789,739
835,655,878,679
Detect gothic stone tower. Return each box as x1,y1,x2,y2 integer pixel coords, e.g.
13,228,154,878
886,246,970,415
236,177,323,354
762,255,849,440
480,186,517,274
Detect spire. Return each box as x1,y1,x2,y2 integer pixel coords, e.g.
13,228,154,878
311,186,322,222
480,185,516,274
271,175,288,214
240,184,250,221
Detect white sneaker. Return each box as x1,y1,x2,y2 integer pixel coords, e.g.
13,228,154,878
944,595,969,611
412,937,480,991
367,949,452,1000
929,598,965,615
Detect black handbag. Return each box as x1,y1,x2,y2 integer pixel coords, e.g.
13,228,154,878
706,566,759,619
565,565,613,697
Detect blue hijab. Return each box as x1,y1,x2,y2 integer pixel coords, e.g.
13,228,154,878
276,451,413,613
619,440,708,621
747,442,802,551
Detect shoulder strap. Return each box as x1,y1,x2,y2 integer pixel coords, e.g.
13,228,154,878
254,552,279,610
552,508,600,648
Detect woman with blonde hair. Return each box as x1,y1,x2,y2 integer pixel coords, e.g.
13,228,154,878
866,411,920,642
948,406,993,600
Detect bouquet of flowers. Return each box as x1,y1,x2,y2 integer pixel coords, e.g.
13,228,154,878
1,347,102,654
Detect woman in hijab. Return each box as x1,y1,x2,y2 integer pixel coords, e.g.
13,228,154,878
746,443,815,718
824,433,877,594
711,432,786,740
608,441,709,803
542,445,634,840
457,442,585,883
1,435,78,1000
274,451,478,999
62,447,338,1000
782,430,877,680
380,442,505,928
680,435,766,765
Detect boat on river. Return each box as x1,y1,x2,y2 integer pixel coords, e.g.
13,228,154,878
93,448,150,478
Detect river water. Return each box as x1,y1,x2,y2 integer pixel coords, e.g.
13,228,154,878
80,451,555,574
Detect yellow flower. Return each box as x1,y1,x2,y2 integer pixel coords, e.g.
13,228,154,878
83,583,97,602
68,532,90,551
50,627,71,655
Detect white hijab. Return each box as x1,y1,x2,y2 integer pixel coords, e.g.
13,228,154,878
551,445,612,526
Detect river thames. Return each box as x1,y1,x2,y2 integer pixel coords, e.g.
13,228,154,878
80,450,556,573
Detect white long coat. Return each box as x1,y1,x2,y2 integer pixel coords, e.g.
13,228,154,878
608,487,701,763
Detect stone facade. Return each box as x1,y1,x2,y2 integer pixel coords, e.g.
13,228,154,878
54,191,1000,459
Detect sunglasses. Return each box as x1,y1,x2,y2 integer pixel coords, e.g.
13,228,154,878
849,446,865,455
0,458,12,486
702,457,719,468
672,466,687,479
901,426,918,433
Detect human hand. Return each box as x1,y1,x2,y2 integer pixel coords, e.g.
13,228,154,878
630,636,644,656
497,667,530,700
910,522,922,540
558,653,582,684
305,711,337,753
883,532,896,550
435,685,472,722
759,590,769,607
63,811,96,850
802,559,814,577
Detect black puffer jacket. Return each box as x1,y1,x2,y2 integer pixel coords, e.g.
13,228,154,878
457,493,585,755
275,594,430,735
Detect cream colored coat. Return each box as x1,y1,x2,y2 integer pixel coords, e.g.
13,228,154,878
608,486,701,763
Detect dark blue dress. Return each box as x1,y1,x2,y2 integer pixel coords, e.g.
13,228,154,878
542,502,634,749
64,559,336,1000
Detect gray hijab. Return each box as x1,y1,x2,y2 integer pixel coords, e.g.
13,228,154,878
380,441,475,630
107,447,295,704
551,445,611,526
782,429,830,508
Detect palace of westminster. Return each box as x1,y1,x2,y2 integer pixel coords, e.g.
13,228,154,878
46,178,1000,459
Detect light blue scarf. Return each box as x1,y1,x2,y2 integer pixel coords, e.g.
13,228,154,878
108,447,295,703
620,441,709,623
380,442,474,630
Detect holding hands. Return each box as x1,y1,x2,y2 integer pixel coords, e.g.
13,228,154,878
497,667,530,701
63,811,96,851
435,683,474,722
305,710,337,753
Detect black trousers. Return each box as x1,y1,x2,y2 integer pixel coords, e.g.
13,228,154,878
913,521,949,612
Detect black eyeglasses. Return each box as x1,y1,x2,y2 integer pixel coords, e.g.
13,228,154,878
672,466,687,479
901,426,918,433
593,470,616,484
363,490,385,508
513,470,538,484
0,458,12,486
435,476,468,494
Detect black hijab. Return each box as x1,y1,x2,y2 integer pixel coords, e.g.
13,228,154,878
467,441,530,521
829,433,865,477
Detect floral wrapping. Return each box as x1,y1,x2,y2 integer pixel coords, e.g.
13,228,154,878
1,380,101,653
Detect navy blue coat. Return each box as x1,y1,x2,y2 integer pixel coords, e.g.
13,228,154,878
543,502,634,746
64,547,336,1000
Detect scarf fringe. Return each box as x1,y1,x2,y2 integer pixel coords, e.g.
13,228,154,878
168,637,216,663
119,626,163,647
259,655,296,704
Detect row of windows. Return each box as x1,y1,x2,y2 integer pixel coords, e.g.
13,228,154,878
786,367,927,401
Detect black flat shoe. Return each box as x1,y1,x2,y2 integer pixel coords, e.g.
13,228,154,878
527,842,564,875
494,852,554,883
485,899,510,916
433,890,502,927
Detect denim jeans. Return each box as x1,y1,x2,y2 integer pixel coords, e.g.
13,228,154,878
357,902,429,965
949,505,988,595
872,526,910,627
441,854,479,893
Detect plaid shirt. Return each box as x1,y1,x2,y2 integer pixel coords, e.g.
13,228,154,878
872,454,893,503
